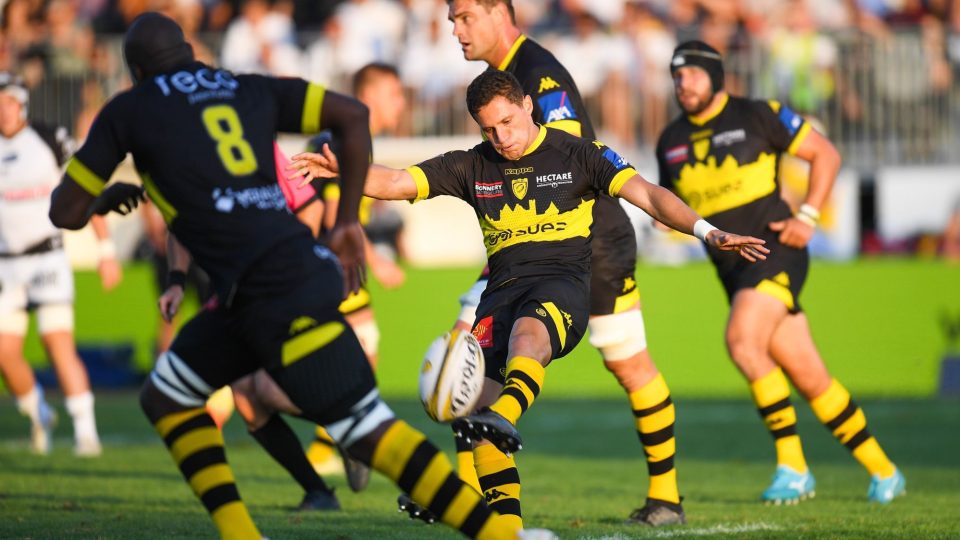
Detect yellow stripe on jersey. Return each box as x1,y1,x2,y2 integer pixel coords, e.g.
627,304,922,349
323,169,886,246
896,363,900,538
497,35,527,71
322,182,340,202
301,83,326,134
407,166,430,202
608,167,637,197
787,123,812,155
686,93,729,126
674,153,778,218
541,301,568,349
522,125,547,157
66,158,107,196
544,119,581,137
281,321,345,366
140,172,178,223
480,198,594,257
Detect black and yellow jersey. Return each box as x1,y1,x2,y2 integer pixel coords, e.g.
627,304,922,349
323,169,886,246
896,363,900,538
409,126,637,287
497,35,636,260
656,95,811,274
65,62,323,299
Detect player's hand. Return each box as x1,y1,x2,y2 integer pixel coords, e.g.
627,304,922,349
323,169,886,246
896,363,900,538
158,285,185,323
288,144,340,188
328,222,367,298
769,217,814,249
705,230,769,262
90,182,146,216
97,257,122,291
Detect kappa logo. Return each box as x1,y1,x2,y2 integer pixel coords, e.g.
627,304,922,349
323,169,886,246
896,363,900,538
289,316,317,335
772,271,791,287
538,76,560,93
561,309,573,328
623,276,636,293
511,177,528,200
473,316,494,348
504,166,533,176
484,488,509,502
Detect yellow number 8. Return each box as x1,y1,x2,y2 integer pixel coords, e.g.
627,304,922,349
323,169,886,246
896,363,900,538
202,105,258,176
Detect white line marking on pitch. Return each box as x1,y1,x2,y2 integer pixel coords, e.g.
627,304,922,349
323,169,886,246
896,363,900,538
578,522,782,539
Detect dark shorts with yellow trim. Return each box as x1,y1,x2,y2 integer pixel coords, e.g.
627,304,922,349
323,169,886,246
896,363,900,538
169,235,375,425
471,274,589,384
589,202,639,315
717,242,809,314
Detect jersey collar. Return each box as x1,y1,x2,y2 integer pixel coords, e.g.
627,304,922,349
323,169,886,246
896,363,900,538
686,92,729,126
521,124,547,157
497,34,527,71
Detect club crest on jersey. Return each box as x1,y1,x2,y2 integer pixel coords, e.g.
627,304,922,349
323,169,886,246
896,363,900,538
693,139,711,161
475,181,504,198
473,316,493,348
537,91,576,123
511,177,528,200
665,144,689,164
538,76,560,93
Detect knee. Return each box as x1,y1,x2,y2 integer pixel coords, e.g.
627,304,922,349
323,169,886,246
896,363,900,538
603,351,657,392
589,310,648,362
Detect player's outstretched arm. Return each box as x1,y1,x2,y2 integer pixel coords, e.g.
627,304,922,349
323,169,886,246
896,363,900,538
159,234,192,323
617,174,769,262
288,148,420,201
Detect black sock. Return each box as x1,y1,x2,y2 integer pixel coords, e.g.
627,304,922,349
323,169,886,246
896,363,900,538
250,415,331,494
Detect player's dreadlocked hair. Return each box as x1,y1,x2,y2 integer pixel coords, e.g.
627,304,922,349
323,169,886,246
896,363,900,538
466,70,524,116
446,0,516,24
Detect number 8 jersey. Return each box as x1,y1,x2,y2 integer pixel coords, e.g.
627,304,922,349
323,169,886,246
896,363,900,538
65,62,321,299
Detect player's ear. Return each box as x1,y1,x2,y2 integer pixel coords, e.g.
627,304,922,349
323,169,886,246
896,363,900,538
522,95,533,115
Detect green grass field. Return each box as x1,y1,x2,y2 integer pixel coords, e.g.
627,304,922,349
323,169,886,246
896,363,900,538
2,259,959,538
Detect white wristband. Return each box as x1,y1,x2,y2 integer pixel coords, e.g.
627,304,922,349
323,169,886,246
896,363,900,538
795,212,817,227
98,239,117,260
693,219,718,243
798,203,821,221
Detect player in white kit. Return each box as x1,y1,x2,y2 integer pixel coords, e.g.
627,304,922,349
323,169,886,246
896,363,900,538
0,72,121,456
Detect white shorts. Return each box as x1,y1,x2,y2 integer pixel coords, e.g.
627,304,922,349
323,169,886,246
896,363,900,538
0,250,74,315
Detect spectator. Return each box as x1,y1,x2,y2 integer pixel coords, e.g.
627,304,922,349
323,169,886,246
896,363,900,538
220,0,302,75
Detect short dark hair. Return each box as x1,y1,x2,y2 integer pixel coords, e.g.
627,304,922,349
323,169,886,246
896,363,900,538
123,12,194,82
446,0,516,24
466,70,524,116
351,62,400,97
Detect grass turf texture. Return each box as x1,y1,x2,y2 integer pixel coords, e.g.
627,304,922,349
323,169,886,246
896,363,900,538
0,394,958,539
1,258,958,538
14,258,960,398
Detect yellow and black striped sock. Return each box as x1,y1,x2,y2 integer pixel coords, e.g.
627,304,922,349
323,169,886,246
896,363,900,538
489,356,545,425
750,368,808,472
629,373,680,504
306,426,337,465
154,408,260,540
810,379,896,478
454,431,482,493
475,443,522,529
372,420,516,540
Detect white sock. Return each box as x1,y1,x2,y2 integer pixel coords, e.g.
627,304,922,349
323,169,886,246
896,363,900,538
65,391,99,443
16,384,51,426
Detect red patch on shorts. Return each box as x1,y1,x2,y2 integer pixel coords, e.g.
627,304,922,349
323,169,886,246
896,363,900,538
472,316,493,348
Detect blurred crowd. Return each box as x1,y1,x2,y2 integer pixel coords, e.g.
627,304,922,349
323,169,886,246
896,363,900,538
1,0,959,159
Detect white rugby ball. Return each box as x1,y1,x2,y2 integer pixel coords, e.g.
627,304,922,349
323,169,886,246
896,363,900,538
419,329,485,423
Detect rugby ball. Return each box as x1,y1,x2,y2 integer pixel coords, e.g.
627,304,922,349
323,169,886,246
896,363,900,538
419,329,485,423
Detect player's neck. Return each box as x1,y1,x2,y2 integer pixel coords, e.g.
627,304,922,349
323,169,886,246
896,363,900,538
489,26,523,69
688,91,729,125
